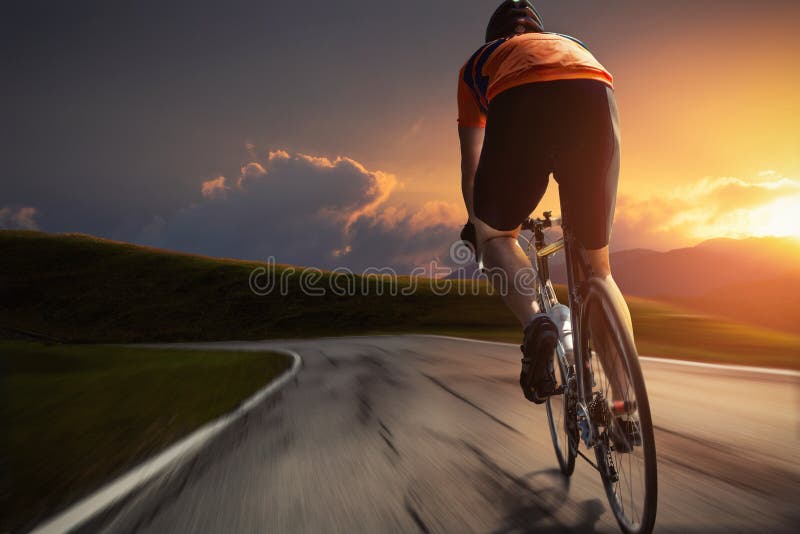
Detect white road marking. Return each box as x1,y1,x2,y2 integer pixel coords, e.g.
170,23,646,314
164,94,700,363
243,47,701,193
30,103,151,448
30,349,302,534
419,334,799,377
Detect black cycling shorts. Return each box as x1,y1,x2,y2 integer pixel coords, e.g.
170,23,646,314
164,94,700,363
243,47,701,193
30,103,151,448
473,79,620,250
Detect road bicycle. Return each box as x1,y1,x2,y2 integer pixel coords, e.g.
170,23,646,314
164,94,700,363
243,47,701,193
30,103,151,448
520,211,658,534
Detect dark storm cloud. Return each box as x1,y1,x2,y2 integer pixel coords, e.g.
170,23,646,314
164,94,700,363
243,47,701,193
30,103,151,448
344,202,464,271
139,149,461,272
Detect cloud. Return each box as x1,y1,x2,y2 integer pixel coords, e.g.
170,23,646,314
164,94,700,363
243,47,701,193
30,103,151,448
237,162,267,188
344,200,464,270
612,173,800,250
138,148,462,271
268,150,290,161
0,206,39,230
200,176,230,199
679,176,800,219
408,201,462,233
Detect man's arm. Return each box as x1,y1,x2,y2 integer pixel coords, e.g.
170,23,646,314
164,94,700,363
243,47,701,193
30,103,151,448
458,126,485,222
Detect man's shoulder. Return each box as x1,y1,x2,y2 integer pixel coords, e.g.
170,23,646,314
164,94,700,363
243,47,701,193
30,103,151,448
546,32,591,51
462,39,509,69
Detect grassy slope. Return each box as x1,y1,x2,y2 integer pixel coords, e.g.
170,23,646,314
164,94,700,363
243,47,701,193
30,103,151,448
2,230,798,369
665,275,800,336
1,342,291,533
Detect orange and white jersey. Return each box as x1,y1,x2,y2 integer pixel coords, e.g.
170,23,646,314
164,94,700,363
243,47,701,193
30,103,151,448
457,32,614,128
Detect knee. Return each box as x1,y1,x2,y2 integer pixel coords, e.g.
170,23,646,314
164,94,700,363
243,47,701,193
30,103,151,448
473,217,520,249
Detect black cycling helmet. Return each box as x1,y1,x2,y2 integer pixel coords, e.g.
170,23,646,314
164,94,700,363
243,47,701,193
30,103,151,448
485,0,544,42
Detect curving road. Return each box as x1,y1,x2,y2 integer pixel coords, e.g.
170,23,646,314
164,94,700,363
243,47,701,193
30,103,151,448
93,336,799,533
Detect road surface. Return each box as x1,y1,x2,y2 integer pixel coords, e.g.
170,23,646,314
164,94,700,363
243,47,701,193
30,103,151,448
93,336,799,533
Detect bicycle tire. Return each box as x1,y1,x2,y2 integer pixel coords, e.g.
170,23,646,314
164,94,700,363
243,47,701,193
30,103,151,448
580,277,658,534
545,347,577,476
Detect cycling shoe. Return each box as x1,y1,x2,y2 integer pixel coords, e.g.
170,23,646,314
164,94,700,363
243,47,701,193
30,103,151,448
520,314,559,404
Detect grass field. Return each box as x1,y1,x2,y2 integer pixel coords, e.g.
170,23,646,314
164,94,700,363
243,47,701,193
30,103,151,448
422,304,800,370
2,230,798,530
2,230,798,369
1,342,291,533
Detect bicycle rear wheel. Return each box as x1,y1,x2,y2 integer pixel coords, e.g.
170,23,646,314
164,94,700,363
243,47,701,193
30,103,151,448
545,344,577,476
580,278,657,534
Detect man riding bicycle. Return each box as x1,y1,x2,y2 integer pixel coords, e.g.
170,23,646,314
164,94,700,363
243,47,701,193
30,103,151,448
458,0,628,404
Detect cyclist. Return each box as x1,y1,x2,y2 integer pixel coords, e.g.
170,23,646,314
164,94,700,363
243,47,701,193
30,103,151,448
458,0,628,404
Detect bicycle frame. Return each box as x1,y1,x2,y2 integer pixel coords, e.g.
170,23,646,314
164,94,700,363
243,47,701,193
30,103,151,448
524,212,658,533
523,213,601,449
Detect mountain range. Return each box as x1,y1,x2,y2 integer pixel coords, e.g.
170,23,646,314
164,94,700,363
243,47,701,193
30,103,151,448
456,236,800,335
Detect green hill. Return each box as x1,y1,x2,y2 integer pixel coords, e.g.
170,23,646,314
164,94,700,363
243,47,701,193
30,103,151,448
2,230,798,369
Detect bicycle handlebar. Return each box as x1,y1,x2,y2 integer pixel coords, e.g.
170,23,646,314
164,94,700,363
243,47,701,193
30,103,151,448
521,211,562,232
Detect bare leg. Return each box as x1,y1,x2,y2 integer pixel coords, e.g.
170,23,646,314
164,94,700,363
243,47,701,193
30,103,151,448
586,245,633,403
474,218,540,328
586,246,632,333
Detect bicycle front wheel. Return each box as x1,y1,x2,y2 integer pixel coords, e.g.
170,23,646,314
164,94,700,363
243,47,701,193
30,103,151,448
580,278,658,534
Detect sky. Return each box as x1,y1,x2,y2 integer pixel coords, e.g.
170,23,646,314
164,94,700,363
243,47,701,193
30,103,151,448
3,0,800,270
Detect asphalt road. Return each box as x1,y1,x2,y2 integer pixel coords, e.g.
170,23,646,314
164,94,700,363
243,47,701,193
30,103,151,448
95,336,799,533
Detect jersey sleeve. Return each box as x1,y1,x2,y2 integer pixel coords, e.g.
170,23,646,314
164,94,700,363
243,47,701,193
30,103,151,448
457,65,486,128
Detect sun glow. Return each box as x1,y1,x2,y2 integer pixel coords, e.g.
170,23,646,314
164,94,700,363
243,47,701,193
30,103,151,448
691,194,800,241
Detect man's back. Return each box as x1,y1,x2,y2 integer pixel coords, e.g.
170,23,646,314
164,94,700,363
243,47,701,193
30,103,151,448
458,33,613,128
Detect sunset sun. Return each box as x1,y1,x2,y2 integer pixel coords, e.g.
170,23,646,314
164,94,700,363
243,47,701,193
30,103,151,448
757,195,800,239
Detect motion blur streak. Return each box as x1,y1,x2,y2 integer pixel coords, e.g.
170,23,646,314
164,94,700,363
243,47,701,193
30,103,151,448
97,337,799,533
